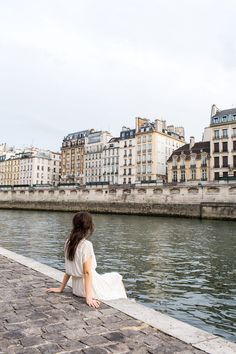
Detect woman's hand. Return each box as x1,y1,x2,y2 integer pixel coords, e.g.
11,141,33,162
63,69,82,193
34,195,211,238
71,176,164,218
46,287,63,293
86,297,100,309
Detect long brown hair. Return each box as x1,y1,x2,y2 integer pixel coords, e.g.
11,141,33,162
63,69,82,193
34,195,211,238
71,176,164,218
65,212,94,261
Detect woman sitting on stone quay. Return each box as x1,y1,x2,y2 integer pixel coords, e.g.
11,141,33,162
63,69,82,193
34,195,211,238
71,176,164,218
47,211,127,308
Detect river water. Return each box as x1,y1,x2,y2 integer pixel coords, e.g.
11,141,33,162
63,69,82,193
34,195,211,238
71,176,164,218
0,209,235,342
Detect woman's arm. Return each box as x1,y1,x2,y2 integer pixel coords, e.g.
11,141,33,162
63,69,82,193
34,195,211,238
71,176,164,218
83,256,100,308
46,273,71,293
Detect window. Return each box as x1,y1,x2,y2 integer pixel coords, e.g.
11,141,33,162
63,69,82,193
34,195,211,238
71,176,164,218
233,155,236,168
128,178,131,184
201,153,207,166
190,154,196,166
223,171,228,178
191,169,196,180
222,142,228,152
124,169,126,175
222,156,228,168
214,143,219,153
123,178,126,184
172,156,177,167
180,170,185,182
173,170,177,182
214,172,219,180
222,129,228,138
128,168,131,175
202,169,207,181
214,157,219,168
214,130,220,139
233,141,236,151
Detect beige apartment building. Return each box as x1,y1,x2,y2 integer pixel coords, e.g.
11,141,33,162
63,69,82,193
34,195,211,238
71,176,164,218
61,130,92,184
135,118,185,182
167,138,210,183
203,105,236,181
0,147,61,186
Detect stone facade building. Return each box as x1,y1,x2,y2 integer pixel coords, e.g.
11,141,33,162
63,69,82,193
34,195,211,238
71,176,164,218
61,130,92,184
103,137,120,185
135,118,185,182
119,127,136,185
167,138,210,183
0,147,61,186
84,131,113,184
203,105,236,181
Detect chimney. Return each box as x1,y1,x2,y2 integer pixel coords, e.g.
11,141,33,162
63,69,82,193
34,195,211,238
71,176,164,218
211,104,219,118
190,136,195,150
135,117,148,132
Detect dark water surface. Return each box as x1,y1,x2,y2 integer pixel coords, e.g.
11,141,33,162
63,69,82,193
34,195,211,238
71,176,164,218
0,209,235,342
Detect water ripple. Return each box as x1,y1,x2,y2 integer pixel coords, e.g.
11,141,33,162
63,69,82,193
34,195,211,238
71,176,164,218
0,210,235,342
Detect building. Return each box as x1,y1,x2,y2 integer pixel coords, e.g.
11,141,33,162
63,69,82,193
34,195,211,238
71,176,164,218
84,130,113,184
0,147,61,186
103,137,120,185
119,127,136,185
167,137,210,183
0,144,15,185
61,130,92,184
204,105,236,181
135,118,185,182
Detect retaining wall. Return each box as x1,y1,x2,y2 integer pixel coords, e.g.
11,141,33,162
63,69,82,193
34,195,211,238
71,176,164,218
0,183,235,220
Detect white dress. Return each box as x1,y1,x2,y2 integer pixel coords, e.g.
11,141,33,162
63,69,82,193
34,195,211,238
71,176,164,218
65,239,127,300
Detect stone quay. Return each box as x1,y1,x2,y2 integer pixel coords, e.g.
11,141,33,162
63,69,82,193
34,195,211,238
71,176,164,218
1,247,236,354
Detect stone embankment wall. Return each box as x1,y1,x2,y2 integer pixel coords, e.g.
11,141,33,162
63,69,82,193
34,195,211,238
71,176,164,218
0,183,235,220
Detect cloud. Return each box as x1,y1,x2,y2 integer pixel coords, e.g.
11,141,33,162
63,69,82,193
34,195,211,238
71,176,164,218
0,0,236,150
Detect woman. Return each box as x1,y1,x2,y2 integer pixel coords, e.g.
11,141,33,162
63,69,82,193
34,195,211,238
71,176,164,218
47,212,127,308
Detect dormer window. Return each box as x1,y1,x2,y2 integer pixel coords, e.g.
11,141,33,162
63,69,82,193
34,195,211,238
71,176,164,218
190,154,196,166
222,116,227,122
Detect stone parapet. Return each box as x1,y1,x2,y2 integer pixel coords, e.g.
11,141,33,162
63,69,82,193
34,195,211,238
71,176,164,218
0,183,235,220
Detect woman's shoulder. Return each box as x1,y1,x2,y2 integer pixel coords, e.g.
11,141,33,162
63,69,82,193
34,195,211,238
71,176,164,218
77,238,93,250
83,239,93,248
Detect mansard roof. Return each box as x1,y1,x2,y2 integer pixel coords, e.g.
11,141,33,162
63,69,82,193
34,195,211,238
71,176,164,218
167,141,210,162
64,130,91,141
212,108,236,118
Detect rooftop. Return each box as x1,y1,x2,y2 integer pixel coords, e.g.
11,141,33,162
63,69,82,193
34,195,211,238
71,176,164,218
168,141,210,162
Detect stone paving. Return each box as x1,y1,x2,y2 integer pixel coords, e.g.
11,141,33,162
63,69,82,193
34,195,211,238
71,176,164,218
0,255,206,354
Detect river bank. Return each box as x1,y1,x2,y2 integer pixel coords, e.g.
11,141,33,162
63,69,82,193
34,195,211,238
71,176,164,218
0,200,236,220
1,247,236,354
0,183,236,219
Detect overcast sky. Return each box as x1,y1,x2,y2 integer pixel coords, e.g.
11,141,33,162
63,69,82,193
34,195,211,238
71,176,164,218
0,0,236,151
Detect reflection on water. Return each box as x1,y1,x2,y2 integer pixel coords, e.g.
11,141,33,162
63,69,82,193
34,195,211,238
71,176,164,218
0,209,235,342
